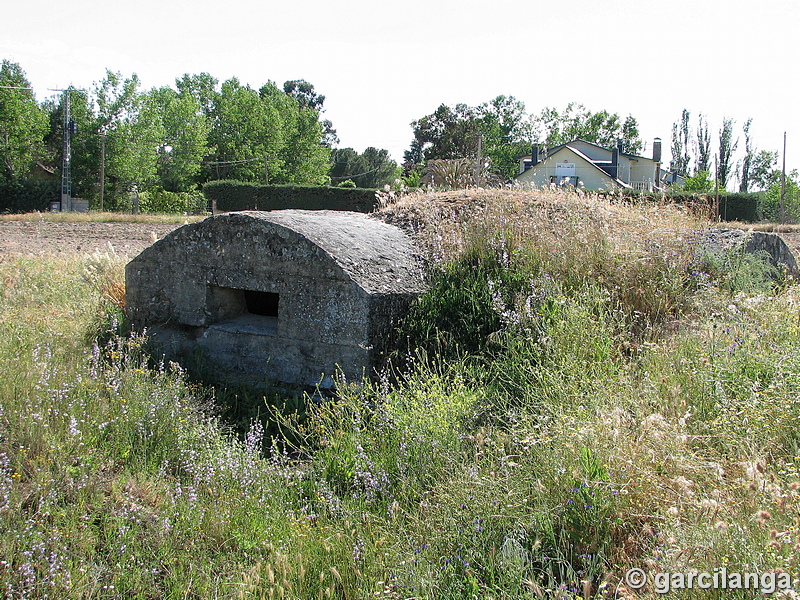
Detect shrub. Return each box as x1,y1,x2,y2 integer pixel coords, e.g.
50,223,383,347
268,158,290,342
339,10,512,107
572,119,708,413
202,180,379,213
0,178,59,213
135,187,206,214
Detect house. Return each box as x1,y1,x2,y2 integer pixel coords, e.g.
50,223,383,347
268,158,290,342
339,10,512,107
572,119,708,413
125,210,426,387
515,138,665,192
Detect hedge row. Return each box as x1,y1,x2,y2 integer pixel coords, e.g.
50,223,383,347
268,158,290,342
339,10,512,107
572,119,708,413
203,180,380,213
600,190,761,223
0,179,59,213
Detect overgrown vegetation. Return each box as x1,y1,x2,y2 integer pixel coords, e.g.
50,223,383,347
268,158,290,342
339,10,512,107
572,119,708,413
2,188,800,598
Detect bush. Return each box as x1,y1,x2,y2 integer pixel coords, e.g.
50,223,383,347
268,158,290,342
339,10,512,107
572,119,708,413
0,178,59,213
203,180,379,213
135,187,206,214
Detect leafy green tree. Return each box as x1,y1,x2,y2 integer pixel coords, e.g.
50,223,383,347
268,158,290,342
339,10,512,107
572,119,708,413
282,79,337,147
175,72,219,117
670,109,691,176
43,87,98,198
145,86,211,192
207,78,283,182
683,170,715,193
749,150,779,191
206,79,330,185
0,60,48,180
329,146,397,188
266,82,331,185
716,118,738,190
409,96,538,179
476,95,538,178
410,103,482,162
95,71,166,203
739,118,754,193
283,79,325,111
537,103,642,154
695,113,712,173
761,170,800,222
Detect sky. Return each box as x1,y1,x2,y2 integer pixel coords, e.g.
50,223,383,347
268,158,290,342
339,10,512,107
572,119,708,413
2,0,798,182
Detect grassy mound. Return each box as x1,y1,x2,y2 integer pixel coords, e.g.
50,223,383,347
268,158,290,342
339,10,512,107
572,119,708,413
1,188,799,598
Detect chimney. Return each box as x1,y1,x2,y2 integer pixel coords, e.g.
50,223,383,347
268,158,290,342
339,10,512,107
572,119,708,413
610,146,619,179
652,138,662,163
531,144,539,167
617,139,624,153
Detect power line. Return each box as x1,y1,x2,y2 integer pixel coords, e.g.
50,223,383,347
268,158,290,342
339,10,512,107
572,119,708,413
202,155,269,166
330,165,384,180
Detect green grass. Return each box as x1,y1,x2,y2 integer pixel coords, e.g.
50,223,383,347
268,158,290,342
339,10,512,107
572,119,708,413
3,190,800,598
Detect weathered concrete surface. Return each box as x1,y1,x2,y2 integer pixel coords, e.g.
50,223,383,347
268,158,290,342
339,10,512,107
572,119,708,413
693,228,799,275
125,210,426,387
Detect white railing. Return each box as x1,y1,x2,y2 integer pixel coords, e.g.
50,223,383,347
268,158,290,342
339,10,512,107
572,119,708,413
630,181,654,192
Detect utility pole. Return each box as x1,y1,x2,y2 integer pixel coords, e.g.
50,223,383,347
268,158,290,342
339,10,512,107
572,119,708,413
714,154,720,221
781,131,787,224
474,132,483,187
99,131,106,212
60,89,72,212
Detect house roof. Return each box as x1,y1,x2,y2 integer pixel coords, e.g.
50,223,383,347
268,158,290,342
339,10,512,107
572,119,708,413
517,144,630,189
535,139,656,164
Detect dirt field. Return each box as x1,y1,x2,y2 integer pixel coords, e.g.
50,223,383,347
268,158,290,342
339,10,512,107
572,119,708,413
2,214,800,263
0,221,186,259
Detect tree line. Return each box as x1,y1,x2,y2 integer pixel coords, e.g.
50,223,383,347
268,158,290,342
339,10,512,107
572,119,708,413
3,56,794,211
402,97,643,181
669,108,791,193
0,59,404,209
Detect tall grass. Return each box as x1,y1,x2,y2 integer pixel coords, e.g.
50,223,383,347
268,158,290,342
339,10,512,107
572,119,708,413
2,189,800,598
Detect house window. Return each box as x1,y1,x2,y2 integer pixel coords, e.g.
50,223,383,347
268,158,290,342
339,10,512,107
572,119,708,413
550,175,578,187
244,290,279,317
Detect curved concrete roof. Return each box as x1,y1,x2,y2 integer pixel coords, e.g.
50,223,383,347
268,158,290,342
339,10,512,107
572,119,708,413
251,210,425,294
139,209,425,295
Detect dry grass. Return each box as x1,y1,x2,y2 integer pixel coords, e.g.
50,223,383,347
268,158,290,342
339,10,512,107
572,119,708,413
374,187,710,264
0,211,205,224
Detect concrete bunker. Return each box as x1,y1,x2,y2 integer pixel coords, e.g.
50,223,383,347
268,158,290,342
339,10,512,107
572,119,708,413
125,210,426,387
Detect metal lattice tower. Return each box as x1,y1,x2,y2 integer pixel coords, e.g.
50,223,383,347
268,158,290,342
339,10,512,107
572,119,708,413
60,89,71,211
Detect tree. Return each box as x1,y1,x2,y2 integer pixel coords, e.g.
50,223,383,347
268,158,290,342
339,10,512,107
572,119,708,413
695,114,712,174
175,72,219,117
283,79,325,111
205,79,331,185
95,70,165,203
537,103,642,154
739,118,755,193
475,95,538,178
329,147,397,188
410,103,482,162
43,87,98,198
146,86,211,192
266,82,331,185
207,78,283,182
0,60,48,180
670,109,691,176
716,118,738,190
683,170,716,193
283,79,337,147
749,150,779,191
761,170,800,222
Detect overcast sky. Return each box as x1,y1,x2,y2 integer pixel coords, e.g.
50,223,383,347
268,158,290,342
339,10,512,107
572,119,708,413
3,0,798,179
